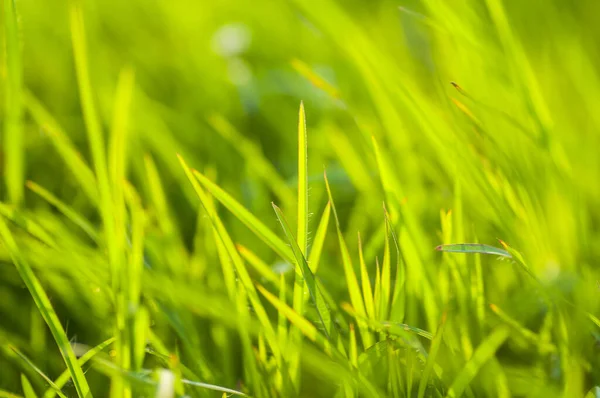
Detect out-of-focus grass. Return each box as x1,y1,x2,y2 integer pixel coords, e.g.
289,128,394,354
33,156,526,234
1,0,600,396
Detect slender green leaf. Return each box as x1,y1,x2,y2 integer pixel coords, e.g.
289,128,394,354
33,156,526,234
273,203,332,339
436,243,512,258
0,216,91,398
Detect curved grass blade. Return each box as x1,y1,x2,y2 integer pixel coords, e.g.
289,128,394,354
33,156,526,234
0,203,56,248
181,379,247,397
0,217,91,398
436,243,512,258
358,232,375,320
272,203,331,339
0,389,23,398
192,170,293,263
236,244,280,286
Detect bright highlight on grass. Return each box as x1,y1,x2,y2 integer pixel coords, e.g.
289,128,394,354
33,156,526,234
1,0,600,397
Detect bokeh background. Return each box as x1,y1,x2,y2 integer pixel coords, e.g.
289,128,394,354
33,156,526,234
2,0,600,396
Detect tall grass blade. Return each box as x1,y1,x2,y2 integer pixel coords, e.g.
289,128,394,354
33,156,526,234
3,0,25,205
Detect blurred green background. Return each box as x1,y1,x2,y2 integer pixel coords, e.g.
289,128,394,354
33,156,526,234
2,0,600,396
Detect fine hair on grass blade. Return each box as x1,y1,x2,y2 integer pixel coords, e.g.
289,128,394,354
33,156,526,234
272,203,332,339
0,217,92,398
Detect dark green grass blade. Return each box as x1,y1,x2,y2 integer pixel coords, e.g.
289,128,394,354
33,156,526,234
436,243,512,258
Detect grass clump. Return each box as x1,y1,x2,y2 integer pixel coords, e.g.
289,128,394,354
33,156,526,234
1,0,600,397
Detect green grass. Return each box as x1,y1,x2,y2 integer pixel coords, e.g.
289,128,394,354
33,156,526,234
1,0,600,396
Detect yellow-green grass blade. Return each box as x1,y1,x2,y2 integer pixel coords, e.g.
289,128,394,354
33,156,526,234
44,338,116,398
291,59,341,99
208,114,295,208
417,312,447,398
436,243,512,258
324,170,372,348
236,244,280,286
278,273,288,349
70,0,111,206
257,284,332,355
385,206,405,323
144,154,177,237
380,219,391,320
0,389,22,398
446,327,510,398
26,181,98,242
0,217,91,398
8,345,67,398
23,91,98,203
3,0,25,205
273,203,332,339
178,155,282,361
21,375,37,398
192,169,293,262
358,232,375,320
0,203,56,248
307,202,331,274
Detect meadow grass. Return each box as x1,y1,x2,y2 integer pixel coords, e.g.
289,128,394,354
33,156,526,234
1,0,600,397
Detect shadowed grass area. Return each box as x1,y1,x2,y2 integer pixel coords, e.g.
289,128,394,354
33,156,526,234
1,0,600,396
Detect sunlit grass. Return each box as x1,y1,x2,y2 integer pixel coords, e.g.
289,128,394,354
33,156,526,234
1,0,600,397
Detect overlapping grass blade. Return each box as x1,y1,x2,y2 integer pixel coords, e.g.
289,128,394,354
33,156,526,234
446,327,510,398
0,216,91,398
192,170,293,262
273,203,332,338
324,170,372,348
8,345,67,398
307,202,331,274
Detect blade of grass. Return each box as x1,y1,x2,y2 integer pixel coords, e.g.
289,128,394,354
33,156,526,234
358,232,375,320
192,170,293,262
417,311,447,398
26,181,98,242
436,243,512,258
9,346,67,398
307,202,331,274
178,155,283,365
273,203,331,339
3,0,25,205
236,244,280,286
0,216,91,398
324,170,372,348
21,375,37,398
44,338,116,398
23,91,98,203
